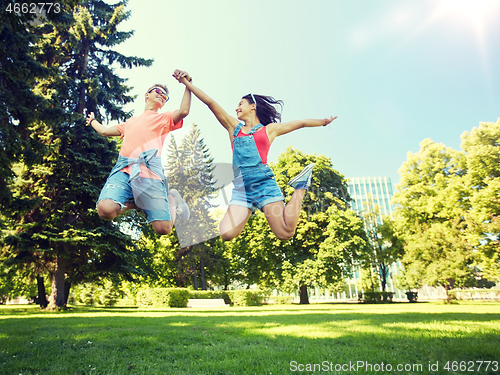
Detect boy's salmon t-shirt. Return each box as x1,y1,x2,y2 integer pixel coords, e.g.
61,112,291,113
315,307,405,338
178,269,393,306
117,110,183,179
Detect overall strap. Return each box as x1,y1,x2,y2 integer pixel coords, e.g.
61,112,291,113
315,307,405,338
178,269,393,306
232,123,244,137
248,123,264,135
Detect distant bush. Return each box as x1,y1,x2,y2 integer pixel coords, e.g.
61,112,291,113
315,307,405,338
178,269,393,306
136,288,190,308
405,291,418,303
447,289,500,301
99,281,120,307
360,291,395,304
267,296,294,305
77,283,95,305
229,290,264,306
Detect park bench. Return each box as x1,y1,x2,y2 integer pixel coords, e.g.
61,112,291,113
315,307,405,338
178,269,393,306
187,298,229,308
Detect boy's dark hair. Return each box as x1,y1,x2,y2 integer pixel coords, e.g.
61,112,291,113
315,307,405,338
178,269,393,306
242,94,283,125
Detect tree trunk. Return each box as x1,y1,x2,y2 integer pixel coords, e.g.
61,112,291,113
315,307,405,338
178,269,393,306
36,276,48,309
47,256,67,310
200,258,206,290
64,279,72,305
299,284,309,304
379,263,388,292
192,267,198,290
77,41,90,115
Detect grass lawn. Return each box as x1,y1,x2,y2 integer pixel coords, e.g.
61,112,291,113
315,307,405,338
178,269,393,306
0,301,499,374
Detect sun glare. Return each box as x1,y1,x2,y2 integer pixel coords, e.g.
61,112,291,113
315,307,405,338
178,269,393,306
432,0,500,33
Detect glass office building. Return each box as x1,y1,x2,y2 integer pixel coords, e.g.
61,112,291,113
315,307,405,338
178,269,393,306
347,177,394,219
342,177,405,300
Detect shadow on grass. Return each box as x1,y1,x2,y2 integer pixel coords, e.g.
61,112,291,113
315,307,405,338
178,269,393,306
1,304,499,374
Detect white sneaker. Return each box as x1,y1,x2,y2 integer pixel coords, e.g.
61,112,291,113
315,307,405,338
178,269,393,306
170,189,190,220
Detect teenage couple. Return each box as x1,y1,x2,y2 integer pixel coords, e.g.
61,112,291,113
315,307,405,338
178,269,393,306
86,70,337,241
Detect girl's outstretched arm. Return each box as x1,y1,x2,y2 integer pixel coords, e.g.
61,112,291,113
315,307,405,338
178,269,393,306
173,70,239,134
266,116,337,144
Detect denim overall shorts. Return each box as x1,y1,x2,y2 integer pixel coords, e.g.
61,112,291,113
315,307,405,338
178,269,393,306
229,123,284,211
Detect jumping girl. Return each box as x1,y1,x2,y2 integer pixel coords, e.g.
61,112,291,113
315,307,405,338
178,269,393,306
173,70,336,241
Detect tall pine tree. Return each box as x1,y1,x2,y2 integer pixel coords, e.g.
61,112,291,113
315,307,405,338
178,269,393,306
165,124,219,289
2,0,153,309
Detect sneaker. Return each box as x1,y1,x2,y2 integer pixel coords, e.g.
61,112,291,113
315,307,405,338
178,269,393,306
288,163,315,190
170,189,190,220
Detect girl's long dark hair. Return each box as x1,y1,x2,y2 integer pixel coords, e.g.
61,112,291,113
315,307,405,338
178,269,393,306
242,94,284,125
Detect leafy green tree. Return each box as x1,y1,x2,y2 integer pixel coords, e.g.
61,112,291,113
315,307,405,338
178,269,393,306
225,148,369,303
393,139,474,296
461,118,500,281
2,0,153,309
360,199,404,292
401,221,476,295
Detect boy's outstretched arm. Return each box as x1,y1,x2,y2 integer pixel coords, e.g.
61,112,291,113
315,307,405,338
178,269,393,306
172,69,238,133
86,112,120,137
172,73,192,124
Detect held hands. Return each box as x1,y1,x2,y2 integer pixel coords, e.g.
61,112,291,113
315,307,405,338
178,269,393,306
173,69,192,84
323,115,338,126
86,112,95,126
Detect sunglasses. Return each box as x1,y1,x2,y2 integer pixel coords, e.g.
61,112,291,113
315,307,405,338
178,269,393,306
148,88,169,102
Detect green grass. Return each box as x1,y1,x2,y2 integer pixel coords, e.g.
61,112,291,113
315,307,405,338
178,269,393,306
1,302,499,374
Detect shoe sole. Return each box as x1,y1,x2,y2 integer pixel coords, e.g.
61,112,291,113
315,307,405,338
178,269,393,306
288,163,315,188
170,189,190,220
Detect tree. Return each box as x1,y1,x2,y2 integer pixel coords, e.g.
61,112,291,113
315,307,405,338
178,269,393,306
461,118,500,281
0,0,58,211
393,139,474,296
224,148,369,303
401,221,476,295
1,0,153,309
164,124,219,290
360,199,404,292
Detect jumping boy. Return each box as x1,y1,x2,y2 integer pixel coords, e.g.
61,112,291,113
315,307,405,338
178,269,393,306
86,71,191,235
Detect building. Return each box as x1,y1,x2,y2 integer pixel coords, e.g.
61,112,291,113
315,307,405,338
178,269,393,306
343,176,405,300
347,176,394,219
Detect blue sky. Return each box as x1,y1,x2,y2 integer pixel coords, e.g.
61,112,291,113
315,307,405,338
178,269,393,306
111,0,500,188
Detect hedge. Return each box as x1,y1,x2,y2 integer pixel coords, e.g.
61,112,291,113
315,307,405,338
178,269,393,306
229,290,264,306
447,289,500,301
136,288,265,308
136,288,190,308
190,290,264,306
359,291,395,303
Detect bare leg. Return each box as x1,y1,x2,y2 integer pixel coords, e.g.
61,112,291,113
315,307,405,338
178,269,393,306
148,195,177,235
97,199,134,220
261,188,306,241
219,205,252,241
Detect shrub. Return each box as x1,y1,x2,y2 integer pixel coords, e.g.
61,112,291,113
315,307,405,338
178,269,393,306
381,292,394,302
268,296,294,305
363,291,382,303
78,283,95,305
405,291,418,303
99,281,119,307
229,290,263,306
136,288,190,308
359,291,394,303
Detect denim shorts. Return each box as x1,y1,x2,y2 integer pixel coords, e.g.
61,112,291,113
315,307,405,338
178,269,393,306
229,164,284,211
97,170,171,222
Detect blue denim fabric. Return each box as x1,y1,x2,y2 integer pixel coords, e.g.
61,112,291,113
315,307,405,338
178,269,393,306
97,149,172,222
229,123,284,211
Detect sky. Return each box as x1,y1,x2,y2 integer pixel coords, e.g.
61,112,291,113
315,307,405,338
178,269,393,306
109,0,500,189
